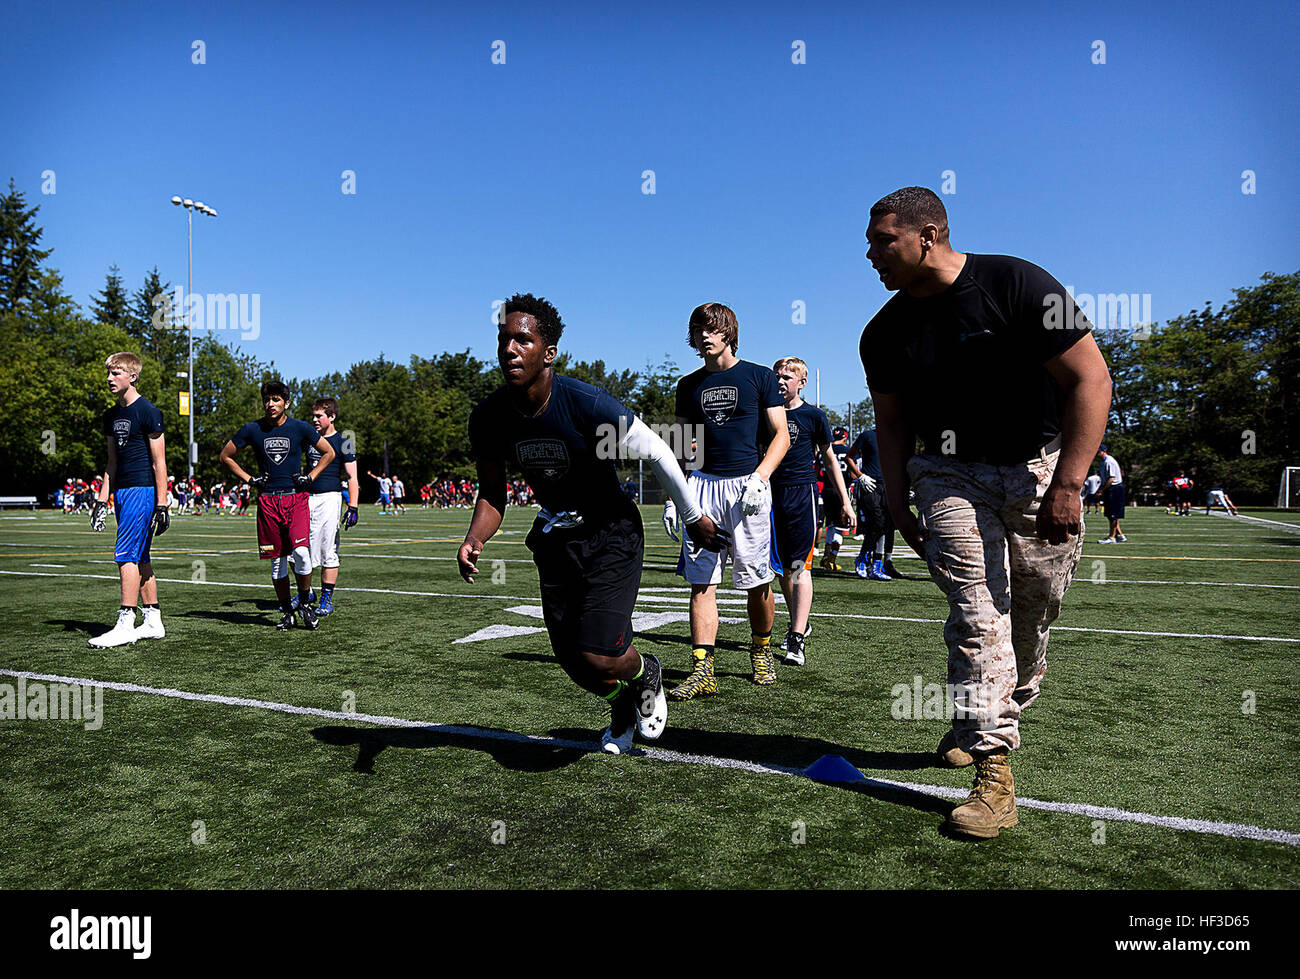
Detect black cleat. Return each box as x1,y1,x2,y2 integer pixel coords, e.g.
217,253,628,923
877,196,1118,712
276,611,295,631
631,653,668,740
297,601,320,631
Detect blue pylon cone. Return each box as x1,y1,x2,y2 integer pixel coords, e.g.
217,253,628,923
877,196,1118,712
803,754,866,783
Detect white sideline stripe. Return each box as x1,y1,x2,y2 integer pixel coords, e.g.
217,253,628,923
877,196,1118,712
1,668,1295,848
4,570,1298,643
1209,511,1300,533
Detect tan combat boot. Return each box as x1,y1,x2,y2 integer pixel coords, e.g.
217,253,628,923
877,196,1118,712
937,729,974,768
946,750,1018,839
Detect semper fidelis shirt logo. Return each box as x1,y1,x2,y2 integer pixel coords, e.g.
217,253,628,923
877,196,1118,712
701,386,738,425
113,418,132,448
264,435,291,466
517,439,570,480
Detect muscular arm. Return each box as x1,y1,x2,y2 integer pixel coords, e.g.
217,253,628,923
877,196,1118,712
458,458,507,582
755,404,790,481
1040,332,1113,542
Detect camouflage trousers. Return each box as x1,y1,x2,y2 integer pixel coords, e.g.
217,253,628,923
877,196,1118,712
907,448,1084,754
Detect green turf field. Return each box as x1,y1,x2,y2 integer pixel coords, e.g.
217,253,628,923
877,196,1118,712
1,504,1297,889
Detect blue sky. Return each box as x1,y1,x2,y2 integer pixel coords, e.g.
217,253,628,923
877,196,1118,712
4,0,1297,409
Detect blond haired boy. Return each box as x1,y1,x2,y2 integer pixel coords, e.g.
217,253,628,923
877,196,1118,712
89,352,170,647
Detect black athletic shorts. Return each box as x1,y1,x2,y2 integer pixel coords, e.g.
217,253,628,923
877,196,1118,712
773,482,819,574
853,482,892,548
1104,483,1127,519
526,509,643,657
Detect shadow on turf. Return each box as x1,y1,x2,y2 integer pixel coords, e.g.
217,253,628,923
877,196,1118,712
311,725,586,774
181,598,283,627
43,619,112,638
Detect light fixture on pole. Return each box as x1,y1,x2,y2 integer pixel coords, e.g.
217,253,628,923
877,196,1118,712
171,194,217,482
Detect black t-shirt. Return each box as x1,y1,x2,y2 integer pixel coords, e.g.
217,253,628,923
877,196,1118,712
848,429,882,481
103,396,164,489
231,417,322,491
675,361,784,478
860,253,1091,464
307,431,356,494
772,402,832,487
469,375,637,518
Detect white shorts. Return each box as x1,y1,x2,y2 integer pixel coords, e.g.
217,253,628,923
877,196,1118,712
678,472,775,590
308,492,342,568
1208,490,1228,506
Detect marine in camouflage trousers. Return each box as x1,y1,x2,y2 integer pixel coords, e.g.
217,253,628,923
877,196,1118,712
907,447,1084,755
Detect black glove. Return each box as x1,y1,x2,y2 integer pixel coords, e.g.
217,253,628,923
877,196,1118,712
249,475,268,491
90,501,107,532
294,473,313,491
153,505,170,537
342,506,359,531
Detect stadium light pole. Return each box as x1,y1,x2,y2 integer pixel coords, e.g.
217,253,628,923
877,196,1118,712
170,195,218,482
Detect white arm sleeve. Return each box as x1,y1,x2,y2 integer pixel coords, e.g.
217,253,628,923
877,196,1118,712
619,417,703,525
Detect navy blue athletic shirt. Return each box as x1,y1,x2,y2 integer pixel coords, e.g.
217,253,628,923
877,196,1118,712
232,417,322,491
103,396,164,489
469,375,638,518
676,361,783,478
772,402,832,487
306,430,356,494
848,430,882,481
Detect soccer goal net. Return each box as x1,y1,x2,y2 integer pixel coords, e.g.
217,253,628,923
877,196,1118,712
1277,467,1300,508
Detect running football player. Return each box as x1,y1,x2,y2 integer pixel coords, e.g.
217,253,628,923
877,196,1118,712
459,293,727,754
219,381,336,631
88,352,170,648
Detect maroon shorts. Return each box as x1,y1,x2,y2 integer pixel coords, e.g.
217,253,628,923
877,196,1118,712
257,492,310,559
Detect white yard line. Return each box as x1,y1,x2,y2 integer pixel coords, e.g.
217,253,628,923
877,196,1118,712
3,569,1298,643
1,668,1295,847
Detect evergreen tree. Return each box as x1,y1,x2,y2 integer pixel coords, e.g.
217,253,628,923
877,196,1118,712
91,264,131,328
0,178,54,312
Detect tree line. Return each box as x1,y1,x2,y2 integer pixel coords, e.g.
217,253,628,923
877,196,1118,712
1,177,1296,504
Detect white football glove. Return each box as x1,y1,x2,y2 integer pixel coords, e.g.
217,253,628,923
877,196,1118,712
740,473,770,516
90,500,107,532
662,499,680,541
856,473,877,493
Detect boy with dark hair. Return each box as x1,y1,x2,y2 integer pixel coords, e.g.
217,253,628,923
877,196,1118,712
664,302,791,698
460,292,727,753
219,381,336,630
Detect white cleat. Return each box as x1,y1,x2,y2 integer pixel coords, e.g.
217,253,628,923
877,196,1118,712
633,654,668,741
89,609,140,648
134,608,166,641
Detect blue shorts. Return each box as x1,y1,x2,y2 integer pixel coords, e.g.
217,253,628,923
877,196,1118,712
379,493,391,504
114,486,156,564
772,482,819,575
